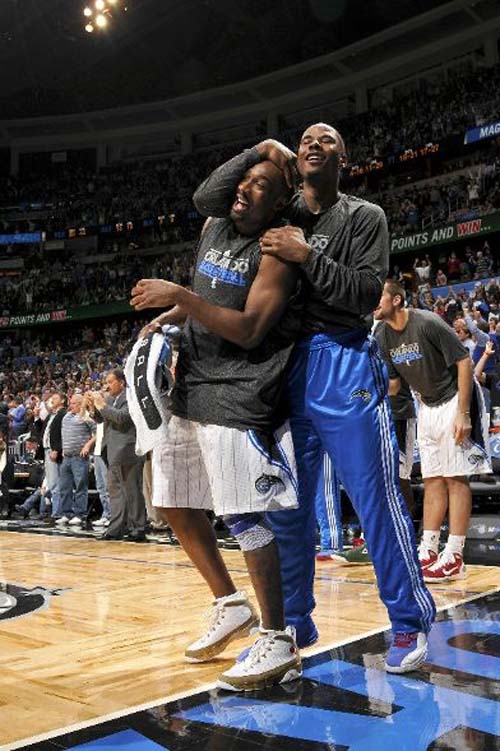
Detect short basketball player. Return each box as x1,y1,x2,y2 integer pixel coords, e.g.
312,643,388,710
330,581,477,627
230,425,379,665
131,149,302,691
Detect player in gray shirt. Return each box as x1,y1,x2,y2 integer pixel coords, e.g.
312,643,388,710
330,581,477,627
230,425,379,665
375,280,491,583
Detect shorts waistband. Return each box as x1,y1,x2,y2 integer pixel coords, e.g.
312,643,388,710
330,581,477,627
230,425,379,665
296,328,369,351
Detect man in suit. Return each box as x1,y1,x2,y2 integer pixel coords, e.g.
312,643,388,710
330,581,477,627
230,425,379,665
86,369,147,542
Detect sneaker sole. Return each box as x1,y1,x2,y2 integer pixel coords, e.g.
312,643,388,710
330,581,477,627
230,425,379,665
185,615,260,663
423,569,466,583
316,553,346,562
216,662,303,692
385,647,427,674
338,559,372,566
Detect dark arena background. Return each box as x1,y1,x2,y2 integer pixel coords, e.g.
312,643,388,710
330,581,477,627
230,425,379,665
0,1,499,749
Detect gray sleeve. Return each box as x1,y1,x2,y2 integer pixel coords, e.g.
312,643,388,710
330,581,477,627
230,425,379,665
424,316,470,368
464,314,490,346
300,203,388,316
193,148,262,217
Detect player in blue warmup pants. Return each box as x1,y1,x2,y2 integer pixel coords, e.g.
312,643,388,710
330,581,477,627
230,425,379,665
261,123,435,673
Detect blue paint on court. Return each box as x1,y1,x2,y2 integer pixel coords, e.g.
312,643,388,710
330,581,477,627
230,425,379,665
68,729,169,750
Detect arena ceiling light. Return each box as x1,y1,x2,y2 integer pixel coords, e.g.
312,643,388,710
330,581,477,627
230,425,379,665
82,0,126,33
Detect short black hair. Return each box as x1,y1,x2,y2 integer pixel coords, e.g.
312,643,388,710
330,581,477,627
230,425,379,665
108,368,126,383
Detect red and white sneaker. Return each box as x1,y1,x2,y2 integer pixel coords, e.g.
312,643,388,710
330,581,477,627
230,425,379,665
423,551,466,583
418,545,438,571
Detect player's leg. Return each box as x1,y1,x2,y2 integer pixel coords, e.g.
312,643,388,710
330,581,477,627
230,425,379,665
308,332,435,671
315,452,344,558
159,507,236,598
224,513,283,630
219,512,301,690
267,344,323,648
394,417,416,519
421,475,470,583
197,423,302,690
152,417,256,662
423,387,491,582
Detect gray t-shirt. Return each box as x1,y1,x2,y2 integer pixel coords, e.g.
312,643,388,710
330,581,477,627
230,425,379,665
375,309,469,407
171,218,301,431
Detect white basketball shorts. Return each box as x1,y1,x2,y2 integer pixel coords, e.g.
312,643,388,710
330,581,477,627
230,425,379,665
152,415,299,516
417,388,491,479
394,417,417,481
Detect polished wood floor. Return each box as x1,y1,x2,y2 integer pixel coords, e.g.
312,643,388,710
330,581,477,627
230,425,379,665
0,530,498,750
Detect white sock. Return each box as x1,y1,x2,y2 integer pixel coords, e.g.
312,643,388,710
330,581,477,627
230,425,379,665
444,535,465,556
421,530,440,554
216,590,243,604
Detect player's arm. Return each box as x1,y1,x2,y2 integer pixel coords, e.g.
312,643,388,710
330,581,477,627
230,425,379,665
138,307,186,339
455,356,473,444
388,378,401,396
131,257,298,350
260,204,387,317
193,141,295,217
474,340,495,384
374,324,400,395
424,315,473,444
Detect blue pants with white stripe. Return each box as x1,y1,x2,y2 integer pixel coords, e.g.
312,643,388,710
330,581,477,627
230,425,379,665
315,453,343,552
268,330,435,646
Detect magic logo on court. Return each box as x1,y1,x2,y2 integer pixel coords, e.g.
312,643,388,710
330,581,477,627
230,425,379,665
0,583,65,621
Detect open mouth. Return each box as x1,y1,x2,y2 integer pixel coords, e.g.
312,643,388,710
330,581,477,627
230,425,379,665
305,154,325,164
232,194,249,213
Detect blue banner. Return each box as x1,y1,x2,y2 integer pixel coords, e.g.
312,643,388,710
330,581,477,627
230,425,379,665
0,231,43,245
464,120,500,145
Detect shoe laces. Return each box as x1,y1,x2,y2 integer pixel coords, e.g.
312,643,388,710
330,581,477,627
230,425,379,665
436,548,460,567
203,601,226,633
418,542,433,559
246,632,278,667
393,632,417,648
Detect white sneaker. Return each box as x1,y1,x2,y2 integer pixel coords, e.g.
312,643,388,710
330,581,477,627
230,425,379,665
217,626,302,692
68,516,83,526
185,591,259,663
55,516,69,525
92,517,109,527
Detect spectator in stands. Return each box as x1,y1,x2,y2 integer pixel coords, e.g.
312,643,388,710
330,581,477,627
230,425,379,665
414,256,432,286
447,252,461,282
475,340,500,428
39,393,66,523
435,269,447,287
91,420,111,528
475,250,491,280
9,396,27,438
57,394,95,527
0,402,9,442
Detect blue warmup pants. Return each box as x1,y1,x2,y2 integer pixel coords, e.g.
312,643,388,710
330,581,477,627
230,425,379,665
268,331,435,646
315,453,343,552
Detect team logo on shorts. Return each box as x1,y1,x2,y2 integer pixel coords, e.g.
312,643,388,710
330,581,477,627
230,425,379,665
0,583,66,622
468,453,485,465
255,474,285,495
349,389,372,403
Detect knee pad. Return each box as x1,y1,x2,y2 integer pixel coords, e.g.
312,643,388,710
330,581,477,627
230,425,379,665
224,512,274,552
